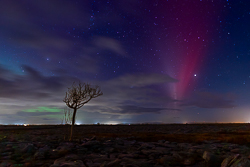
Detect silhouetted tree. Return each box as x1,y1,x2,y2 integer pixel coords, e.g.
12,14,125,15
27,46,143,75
61,107,74,125
63,82,103,141
61,107,74,141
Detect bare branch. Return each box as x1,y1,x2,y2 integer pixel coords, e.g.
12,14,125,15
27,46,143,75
63,82,103,110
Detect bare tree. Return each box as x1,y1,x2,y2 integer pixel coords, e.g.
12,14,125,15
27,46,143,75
63,82,103,141
61,107,74,125
61,107,74,140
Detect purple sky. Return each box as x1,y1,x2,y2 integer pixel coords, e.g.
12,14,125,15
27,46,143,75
0,0,250,124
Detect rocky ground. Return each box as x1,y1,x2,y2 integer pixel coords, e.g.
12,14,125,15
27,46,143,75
1,124,250,167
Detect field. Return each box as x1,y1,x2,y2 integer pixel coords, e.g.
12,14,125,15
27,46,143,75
1,123,250,145
1,123,250,166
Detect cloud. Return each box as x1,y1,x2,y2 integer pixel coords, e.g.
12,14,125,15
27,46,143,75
81,104,180,116
182,91,236,109
94,36,127,56
0,1,130,75
16,111,61,117
0,2,89,74
94,73,178,107
43,118,57,121
109,73,178,87
116,105,180,114
0,66,176,107
0,65,70,101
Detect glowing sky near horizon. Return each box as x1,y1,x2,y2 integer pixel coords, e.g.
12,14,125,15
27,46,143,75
0,1,250,124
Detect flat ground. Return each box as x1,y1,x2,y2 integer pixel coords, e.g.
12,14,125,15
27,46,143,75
1,123,250,145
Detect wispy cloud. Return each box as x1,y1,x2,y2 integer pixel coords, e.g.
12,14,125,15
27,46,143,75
0,65,67,100
181,91,236,109
113,105,180,114
93,36,127,56
0,1,128,75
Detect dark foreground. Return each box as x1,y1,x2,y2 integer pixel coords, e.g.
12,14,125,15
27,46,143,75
1,123,250,166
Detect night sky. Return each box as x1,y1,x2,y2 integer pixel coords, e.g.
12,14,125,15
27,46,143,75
0,0,250,124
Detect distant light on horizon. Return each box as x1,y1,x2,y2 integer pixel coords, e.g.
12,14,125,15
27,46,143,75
104,121,120,125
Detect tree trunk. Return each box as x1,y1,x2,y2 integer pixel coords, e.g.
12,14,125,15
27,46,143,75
69,108,77,141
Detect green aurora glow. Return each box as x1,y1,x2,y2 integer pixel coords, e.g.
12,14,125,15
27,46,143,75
23,107,61,113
